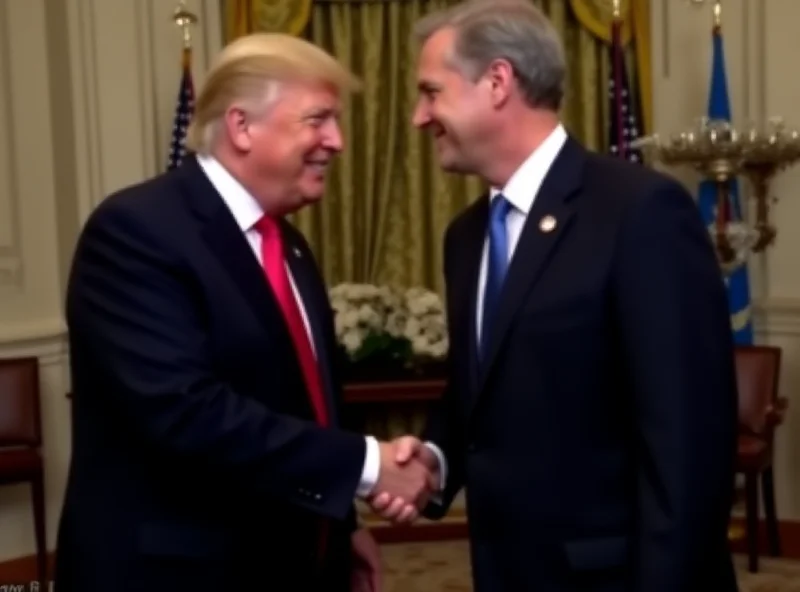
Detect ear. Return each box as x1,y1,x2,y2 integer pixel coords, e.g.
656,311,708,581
222,105,253,153
485,58,515,108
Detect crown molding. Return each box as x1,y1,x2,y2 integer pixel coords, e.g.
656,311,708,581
0,318,67,363
753,298,800,336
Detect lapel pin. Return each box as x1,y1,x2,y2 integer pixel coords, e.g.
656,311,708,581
292,247,303,258
539,215,557,233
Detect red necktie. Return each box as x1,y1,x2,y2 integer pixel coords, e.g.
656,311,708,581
254,216,329,427
255,216,330,565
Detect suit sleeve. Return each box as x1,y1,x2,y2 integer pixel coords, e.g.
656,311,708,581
612,179,738,591
421,222,467,519
319,285,362,532
67,200,366,522
421,382,465,519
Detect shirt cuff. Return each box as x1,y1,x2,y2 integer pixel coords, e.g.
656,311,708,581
356,435,380,498
423,441,447,491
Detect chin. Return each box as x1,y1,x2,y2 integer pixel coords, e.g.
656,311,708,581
439,158,470,174
300,190,325,204
436,148,465,172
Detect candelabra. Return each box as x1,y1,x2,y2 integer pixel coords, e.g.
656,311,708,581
632,117,800,275
740,118,800,247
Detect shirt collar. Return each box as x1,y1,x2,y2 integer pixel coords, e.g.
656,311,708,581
195,153,264,232
489,123,568,214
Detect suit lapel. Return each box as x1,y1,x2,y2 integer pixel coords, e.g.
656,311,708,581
475,138,586,399
453,200,489,397
180,159,288,336
281,225,340,426
178,158,339,424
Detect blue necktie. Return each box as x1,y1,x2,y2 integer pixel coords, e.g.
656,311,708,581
480,194,512,359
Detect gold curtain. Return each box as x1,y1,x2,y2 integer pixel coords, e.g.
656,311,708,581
225,0,253,39
538,0,607,150
225,0,313,37
221,0,628,293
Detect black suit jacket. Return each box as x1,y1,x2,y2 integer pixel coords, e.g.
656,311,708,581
424,138,738,592
55,157,364,592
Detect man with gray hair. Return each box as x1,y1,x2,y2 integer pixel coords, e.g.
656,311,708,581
376,1,739,590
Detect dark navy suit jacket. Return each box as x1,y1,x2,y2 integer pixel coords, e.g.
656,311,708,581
424,137,739,592
55,157,362,592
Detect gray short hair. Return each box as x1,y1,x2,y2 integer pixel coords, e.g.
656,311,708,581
413,0,565,111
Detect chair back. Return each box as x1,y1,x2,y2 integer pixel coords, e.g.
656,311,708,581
735,345,781,437
0,357,41,446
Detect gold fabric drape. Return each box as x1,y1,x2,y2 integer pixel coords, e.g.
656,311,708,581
225,0,313,37
225,0,253,40
221,0,639,293
538,0,606,151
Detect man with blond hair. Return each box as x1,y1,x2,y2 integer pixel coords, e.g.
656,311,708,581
55,33,435,592
373,1,739,591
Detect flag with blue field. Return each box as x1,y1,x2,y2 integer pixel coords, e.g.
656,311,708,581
697,21,753,344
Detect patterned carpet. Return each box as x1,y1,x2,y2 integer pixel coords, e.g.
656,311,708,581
381,540,800,591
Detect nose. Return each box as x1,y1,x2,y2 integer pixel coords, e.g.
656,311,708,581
323,119,344,152
412,101,431,129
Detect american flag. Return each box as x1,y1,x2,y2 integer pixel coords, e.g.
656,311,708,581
608,17,643,164
166,58,194,171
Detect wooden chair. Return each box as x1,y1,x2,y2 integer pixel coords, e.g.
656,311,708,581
734,345,787,573
0,357,47,585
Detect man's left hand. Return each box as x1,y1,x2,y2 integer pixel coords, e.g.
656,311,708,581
351,527,382,592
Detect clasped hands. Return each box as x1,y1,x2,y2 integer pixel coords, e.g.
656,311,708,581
367,436,441,524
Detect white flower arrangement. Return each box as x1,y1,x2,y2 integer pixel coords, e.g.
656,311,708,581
328,283,448,365
401,286,448,360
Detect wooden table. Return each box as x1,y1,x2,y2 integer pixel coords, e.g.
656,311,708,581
340,378,446,439
343,378,445,404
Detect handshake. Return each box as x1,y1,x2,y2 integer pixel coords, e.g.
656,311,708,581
368,435,442,524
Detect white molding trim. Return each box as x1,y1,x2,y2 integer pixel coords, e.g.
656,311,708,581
135,0,158,181
0,317,66,347
200,0,223,65
0,0,23,289
753,298,800,336
65,0,104,223
0,319,68,369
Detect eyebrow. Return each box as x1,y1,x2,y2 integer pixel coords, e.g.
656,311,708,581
417,80,441,93
305,107,338,118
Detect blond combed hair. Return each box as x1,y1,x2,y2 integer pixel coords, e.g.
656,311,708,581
186,33,361,154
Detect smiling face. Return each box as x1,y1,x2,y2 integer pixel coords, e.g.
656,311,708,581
225,80,344,215
412,28,496,175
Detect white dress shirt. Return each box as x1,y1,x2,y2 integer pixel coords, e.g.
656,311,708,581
430,125,568,493
476,124,567,340
196,154,380,498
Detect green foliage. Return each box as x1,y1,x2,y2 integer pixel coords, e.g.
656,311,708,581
351,330,413,363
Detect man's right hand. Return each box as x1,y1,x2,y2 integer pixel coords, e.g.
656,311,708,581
368,437,440,524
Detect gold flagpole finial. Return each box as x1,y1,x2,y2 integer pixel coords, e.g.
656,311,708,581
713,1,722,28
173,1,198,49
612,0,621,20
